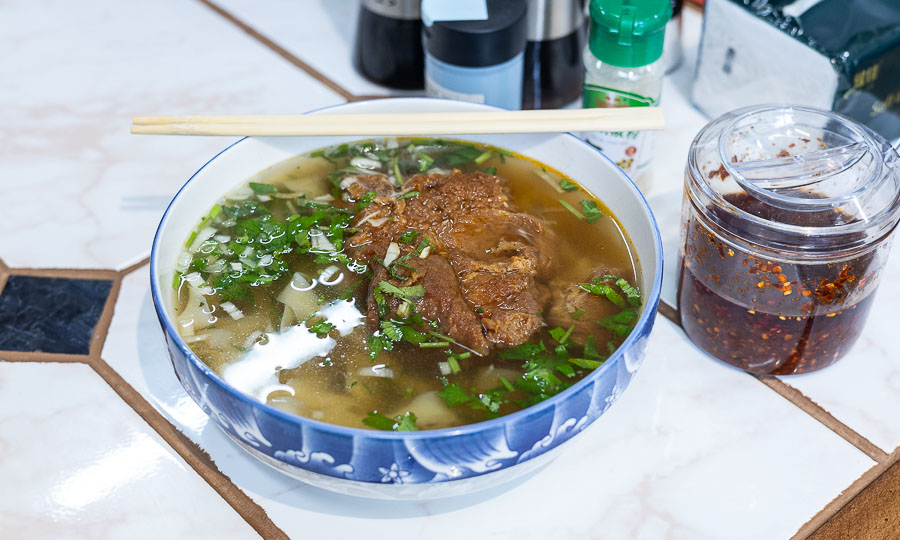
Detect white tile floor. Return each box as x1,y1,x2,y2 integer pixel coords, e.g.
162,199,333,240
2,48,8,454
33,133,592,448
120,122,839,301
0,362,257,539
2,0,898,538
0,0,343,270
101,269,873,539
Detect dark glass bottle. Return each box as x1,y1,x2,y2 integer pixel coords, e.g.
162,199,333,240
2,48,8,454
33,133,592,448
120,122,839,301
522,0,585,109
353,0,424,89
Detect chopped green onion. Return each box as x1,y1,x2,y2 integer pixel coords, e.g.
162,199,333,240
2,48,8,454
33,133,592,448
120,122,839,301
419,341,450,348
398,191,419,200
571,309,586,319
474,150,493,164
447,355,461,374
428,330,455,343
417,154,434,171
393,159,404,184
559,199,585,220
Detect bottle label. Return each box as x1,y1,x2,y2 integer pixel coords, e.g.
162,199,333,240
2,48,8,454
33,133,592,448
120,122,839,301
582,85,657,174
425,73,486,104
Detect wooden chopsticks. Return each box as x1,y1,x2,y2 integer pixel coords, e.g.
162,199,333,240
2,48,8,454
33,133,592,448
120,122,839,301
131,108,664,136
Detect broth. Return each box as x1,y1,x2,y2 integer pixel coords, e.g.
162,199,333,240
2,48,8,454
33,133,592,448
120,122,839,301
173,138,641,430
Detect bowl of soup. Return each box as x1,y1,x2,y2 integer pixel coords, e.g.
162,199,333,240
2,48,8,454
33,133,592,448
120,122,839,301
150,98,663,499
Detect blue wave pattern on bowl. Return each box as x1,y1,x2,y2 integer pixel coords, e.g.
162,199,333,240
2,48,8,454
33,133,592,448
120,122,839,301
160,315,653,485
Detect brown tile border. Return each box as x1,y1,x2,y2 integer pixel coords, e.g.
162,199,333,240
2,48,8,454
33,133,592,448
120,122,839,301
662,299,889,462
198,0,357,102
0,268,119,364
0,261,287,538
796,447,900,539
756,377,888,463
89,356,287,539
0,351,90,363
660,299,896,538
120,255,151,277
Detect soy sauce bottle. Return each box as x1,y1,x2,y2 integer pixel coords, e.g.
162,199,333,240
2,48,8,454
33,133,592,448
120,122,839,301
522,0,586,109
353,0,424,89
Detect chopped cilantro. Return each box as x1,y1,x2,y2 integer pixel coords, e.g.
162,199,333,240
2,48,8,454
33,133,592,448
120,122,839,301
559,179,579,192
380,320,403,341
568,357,604,370
584,334,605,360
580,200,603,223
615,278,642,307
597,309,638,337
479,167,497,175
398,230,420,244
571,308,586,319
395,412,418,431
249,182,278,195
438,383,474,408
377,281,425,301
363,411,402,431
308,319,334,338
579,282,626,308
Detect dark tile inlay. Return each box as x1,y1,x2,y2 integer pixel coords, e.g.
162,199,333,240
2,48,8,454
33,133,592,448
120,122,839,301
0,276,112,354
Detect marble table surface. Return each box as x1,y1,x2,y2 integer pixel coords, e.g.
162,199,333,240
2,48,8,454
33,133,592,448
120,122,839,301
2,1,898,538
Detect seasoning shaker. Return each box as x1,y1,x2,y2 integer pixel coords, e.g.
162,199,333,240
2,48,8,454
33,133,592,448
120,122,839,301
422,0,527,109
353,0,424,89
679,105,900,375
582,0,670,188
522,0,586,109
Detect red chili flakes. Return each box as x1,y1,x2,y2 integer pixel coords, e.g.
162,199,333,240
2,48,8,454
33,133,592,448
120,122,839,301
708,164,730,181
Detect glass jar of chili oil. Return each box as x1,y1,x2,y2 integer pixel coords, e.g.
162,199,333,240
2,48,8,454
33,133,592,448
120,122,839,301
678,105,900,375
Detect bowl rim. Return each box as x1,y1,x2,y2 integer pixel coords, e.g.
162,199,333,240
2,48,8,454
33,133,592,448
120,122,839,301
150,97,664,442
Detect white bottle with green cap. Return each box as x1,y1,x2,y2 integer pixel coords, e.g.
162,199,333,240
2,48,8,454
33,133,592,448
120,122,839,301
583,0,670,188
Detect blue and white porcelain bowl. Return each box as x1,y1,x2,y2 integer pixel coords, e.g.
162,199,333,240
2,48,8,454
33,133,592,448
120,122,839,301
150,98,663,500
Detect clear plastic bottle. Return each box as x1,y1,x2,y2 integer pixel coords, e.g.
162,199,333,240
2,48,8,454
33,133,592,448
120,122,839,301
582,0,670,190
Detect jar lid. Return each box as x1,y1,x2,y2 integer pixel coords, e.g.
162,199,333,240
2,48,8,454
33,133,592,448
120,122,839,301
687,105,900,258
588,0,670,68
422,0,527,68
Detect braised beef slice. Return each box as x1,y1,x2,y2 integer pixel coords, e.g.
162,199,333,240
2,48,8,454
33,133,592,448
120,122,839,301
366,255,491,355
343,173,396,199
347,171,556,351
546,269,627,346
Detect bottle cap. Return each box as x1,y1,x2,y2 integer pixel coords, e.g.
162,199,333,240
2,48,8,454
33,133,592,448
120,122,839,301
423,0,527,68
588,0,670,68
